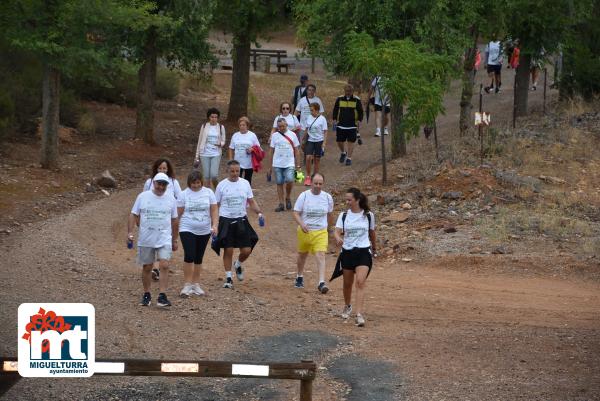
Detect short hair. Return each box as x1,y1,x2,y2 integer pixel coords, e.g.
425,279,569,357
206,107,220,119
344,83,354,91
238,116,251,128
307,84,316,91
309,102,321,112
311,172,324,181
227,159,240,167
276,117,288,125
187,170,203,187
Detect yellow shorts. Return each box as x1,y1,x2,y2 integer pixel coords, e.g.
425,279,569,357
297,227,328,254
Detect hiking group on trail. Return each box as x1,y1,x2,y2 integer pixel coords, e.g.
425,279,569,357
127,75,379,327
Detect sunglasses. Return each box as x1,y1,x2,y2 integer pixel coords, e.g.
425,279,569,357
282,107,290,110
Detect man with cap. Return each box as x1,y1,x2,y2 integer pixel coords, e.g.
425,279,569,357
128,172,179,307
292,74,309,112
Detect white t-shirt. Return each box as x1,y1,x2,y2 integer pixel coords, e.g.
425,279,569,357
485,41,503,65
202,124,222,157
177,187,217,235
272,114,300,131
304,115,328,142
295,96,325,129
270,130,299,168
335,210,376,250
143,177,182,200
215,178,253,218
294,190,334,231
229,131,260,169
371,76,390,107
131,191,178,248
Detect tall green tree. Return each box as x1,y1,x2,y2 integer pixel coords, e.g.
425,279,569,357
346,33,453,158
0,0,157,168
130,0,215,144
214,1,285,122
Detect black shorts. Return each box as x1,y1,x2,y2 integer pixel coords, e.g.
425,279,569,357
374,104,390,113
179,232,210,264
340,247,373,271
305,141,323,157
487,64,502,74
336,128,357,143
213,216,259,251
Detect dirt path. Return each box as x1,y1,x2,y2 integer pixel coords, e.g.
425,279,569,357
2,69,599,400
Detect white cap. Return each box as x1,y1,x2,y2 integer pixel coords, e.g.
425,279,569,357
153,172,170,183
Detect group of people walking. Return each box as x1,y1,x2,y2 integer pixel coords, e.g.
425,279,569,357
127,75,379,327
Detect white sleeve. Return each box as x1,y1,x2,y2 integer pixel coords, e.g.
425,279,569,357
173,179,182,200
215,183,223,203
143,179,151,192
229,133,236,149
292,134,300,147
327,194,334,212
369,212,376,230
131,194,142,215
176,191,186,208
295,103,301,113
246,181,254,199
320,116,328,131
253,133,260,146
335,212,344,229
273,116,279,128
270,135,276,148
209,189,217,205
171,200,178,218
293,191,306,212
319,99,325,114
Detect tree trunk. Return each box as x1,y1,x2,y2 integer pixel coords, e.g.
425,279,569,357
459,28,478,136
227,32,251,122
515,53,531,117
135,29,158,144
41,64,60,169
390,101,406,158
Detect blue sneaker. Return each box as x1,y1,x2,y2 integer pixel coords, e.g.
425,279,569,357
345,158,352,166
294,276,304,288
156,293,171,307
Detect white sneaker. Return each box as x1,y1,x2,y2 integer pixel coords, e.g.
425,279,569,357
384,128,389,135
180,283,193,298
374,130,381,137
341,304,352,319
356,313,365,327
191,283,205,296
234,260,244,281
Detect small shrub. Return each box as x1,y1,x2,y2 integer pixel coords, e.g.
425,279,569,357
60,89,84,128
0,91,15,138
156,68,180,99
77,112,96,136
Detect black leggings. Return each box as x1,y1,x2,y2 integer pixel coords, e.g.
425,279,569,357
241,168,254,184
179,232,210,264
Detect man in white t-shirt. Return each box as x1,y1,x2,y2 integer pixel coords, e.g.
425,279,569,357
292,173,334,293
128,172,179,308
270,118,301,212
294,84,325,143
367,76,390,137
484,36,504,94
213,160,264,289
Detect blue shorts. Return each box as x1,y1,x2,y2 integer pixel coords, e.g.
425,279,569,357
274,167,295,185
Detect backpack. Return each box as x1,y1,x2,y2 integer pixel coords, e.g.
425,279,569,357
341,211,372,234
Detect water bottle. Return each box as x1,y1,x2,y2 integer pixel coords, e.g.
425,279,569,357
211,232,218,247
267,171,272,182
127,237,134,249
258,214,265,227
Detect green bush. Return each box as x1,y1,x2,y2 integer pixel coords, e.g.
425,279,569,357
72,67,138,107
60,89,84,128
77,112,96,136
0,91,14,138
156,67,180,99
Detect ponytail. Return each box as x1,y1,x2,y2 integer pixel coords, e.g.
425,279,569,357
347,187,370,215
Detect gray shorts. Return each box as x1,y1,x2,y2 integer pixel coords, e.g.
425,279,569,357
200,155,221,180
137,245,172,265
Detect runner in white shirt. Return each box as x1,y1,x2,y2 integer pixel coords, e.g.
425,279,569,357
292,173,334,293
142,158,181,282
177,170,218,298
270,101,301,141
294,84,325,144
270,118,301,212
213,160,264,289
332,188,377,327
128,172,179,308
484,36,504,94
303,102,328,186
367,76,390,137
228,116,261,185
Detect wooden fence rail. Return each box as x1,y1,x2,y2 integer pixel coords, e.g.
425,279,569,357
0,357,316,400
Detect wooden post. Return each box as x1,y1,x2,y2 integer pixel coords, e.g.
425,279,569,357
543,67,547,114
512,74,517,129
478,84,484,165
300,359,313,401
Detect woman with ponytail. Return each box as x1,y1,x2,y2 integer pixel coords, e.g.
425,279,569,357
332,187,377,327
